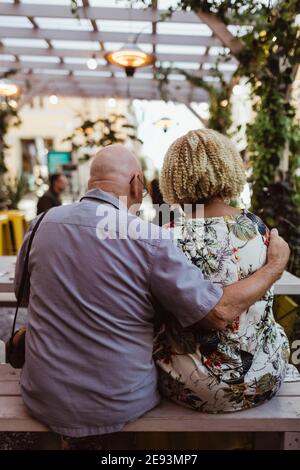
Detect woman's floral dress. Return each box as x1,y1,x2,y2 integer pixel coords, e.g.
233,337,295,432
154,210,291,413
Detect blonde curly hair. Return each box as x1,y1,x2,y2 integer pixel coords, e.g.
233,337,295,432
160,128,246,205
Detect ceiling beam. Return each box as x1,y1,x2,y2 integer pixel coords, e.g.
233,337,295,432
0,27,219,47
0,4,201,24
81,0,105,53
0,46,237,66
12,72,208,92
23,89,160,100
18,81,208,102
196,10,244,56
12,73,209,94
35,92,206,102
151,0,157,78
27,16,39,29
0,59,232,79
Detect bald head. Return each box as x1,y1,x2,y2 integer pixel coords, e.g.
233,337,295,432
88,144,143,207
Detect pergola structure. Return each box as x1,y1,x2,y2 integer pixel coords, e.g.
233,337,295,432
0,0,242,105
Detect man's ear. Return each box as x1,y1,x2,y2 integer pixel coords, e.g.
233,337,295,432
129,173,140,201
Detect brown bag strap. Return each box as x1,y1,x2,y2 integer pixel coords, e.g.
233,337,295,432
9,211,48,343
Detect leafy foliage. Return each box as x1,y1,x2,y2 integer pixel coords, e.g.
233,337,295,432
155,64,232,134
70,0,80,19
237,0,300,275
182,68,232,134
0,104,21,175
0,175,28,209
62,113,143,162
140,0,273,23
0,69,22,175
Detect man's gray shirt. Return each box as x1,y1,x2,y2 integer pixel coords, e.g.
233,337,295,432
15,189,223,437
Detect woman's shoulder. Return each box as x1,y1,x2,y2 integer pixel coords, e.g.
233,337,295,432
240,209,269,238
224,209,270,250
163,209,270,245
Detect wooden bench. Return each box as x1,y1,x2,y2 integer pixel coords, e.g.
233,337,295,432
0,364,300,450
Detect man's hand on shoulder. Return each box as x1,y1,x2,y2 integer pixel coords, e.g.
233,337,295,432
196,228,290,331
266,228,290,280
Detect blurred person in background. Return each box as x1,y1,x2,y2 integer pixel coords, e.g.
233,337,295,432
37,173,68,215
148,178,175,227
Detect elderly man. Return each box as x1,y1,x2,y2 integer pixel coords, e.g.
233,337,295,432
15,144,289,438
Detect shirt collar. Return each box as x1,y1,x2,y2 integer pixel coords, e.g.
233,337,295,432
80,188,128,211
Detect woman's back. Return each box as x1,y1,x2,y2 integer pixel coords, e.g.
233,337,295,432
154,210,290,412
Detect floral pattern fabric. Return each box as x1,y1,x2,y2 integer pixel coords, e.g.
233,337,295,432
154,210,291,413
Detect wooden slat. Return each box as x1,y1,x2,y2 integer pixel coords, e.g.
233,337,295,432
278,382,300,397
0,368,298,396
0,27,217,48
0,381,20,396
0,4,201,24
0,365,20,381
274,271,300,296
0,45,237,65
0,59,231,80
0,365,299,433
0,292,17,303
0,397,48,432
282,432,300,450
122,398,300,432
0,396,299,433
196,10,244,57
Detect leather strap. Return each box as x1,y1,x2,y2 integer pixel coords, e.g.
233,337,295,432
9,211,48,343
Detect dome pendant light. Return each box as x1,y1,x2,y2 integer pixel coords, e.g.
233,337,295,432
105,44,155,77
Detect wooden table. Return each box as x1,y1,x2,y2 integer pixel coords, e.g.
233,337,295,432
0,256,16,305
274,271,300,296
0,256,300,306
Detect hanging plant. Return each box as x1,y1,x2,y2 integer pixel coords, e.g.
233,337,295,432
62,113,143,162
0,175,28,210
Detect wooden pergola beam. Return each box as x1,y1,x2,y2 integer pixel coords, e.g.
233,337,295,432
0,4,200,24
0,3,243,103
0,46,237,66
0,59,231,79
0,27,219,48
196,10,244,57
14,73,209,90
17,83,208,102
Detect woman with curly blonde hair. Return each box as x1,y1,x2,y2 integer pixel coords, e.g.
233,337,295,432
154,128,295,413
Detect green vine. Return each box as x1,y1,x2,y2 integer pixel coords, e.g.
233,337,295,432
141,0,273,23
155,65,232,135
237,0,300,276
181,68,233,134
